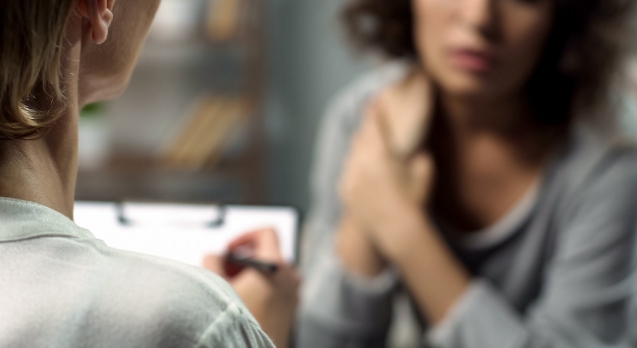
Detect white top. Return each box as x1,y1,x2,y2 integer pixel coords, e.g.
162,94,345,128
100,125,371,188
0,198,274,348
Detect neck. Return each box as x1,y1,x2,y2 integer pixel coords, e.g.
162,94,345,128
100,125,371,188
440,92,536,140
0,38,82,219
433,91,558,169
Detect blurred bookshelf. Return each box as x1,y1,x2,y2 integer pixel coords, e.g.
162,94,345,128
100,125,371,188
629,58,637,96
622,57,637,138
76,0,268,204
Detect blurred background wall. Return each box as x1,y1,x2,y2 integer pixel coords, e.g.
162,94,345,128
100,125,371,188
75,0,637,216
265,0,370,211
75,0,371,215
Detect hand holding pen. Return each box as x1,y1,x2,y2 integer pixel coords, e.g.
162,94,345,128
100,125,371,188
203,229,300,348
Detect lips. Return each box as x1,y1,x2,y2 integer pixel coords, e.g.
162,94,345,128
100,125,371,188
449,49,496,73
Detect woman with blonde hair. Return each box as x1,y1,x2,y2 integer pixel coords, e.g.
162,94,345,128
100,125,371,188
0,1,298,347
298,0,637,347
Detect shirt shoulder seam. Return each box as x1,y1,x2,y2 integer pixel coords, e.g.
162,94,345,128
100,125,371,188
192,302,262,348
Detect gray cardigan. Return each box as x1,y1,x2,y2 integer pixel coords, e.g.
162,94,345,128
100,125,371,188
296,63,637,348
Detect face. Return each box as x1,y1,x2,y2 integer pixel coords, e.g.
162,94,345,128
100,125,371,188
413,0,555,101
78,0,162,105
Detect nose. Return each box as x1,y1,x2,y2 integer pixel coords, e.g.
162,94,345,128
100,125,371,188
459,0,500,41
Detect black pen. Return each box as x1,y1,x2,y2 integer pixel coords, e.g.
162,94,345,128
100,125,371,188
226,252,279,275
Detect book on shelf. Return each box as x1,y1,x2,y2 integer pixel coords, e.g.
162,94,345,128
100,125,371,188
207,0,244,42
162,96,248,170
629,58,637,95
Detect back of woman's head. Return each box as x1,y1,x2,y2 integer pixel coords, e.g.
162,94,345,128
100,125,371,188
342,0,636,126
0,0,75,139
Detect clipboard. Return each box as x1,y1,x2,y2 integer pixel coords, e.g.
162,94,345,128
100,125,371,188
73,201,299,267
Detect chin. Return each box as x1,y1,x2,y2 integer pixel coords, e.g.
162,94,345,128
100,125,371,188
80,74,133,107
105,75,133,100
437,72,509,101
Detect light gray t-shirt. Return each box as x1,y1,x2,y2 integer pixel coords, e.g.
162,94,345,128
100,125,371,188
296,63,637,348
0,198,275,348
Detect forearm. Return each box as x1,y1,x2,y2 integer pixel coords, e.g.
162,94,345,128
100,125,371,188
337,216,387,278
263,326,290,348
387,210,470,326
297,225,398,347
256,304,293,348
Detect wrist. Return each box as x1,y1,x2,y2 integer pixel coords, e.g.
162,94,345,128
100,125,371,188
337,217,387,278
382,205,436,264
385,217,471,325
261,313,292,348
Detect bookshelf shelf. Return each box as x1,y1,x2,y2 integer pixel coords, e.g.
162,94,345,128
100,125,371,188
76,156,250,203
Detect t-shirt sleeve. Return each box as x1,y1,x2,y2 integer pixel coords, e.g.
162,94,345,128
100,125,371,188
152,267,276,348
194,302,275,348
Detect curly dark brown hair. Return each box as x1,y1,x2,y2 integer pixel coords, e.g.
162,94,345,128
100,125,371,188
342,0,636,126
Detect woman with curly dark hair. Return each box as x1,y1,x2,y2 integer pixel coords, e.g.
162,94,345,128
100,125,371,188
297,0,637,347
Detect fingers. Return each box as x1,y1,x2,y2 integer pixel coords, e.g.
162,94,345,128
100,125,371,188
358,106,392,158
227,228,282,262
371,105,392,149
359,93,396,155
202,254,227,279
408,153,435,203
206,228,285,283
368,66,434,159
273,264,302,304
410,153,434,181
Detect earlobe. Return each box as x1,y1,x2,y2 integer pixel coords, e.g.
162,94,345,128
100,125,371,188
93,9,113,44
77,0,114,45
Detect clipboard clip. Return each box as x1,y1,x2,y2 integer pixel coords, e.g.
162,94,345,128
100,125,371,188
208,205,227,228
116,203,227,229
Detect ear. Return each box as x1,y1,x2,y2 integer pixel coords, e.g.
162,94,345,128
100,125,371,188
77,0,114,44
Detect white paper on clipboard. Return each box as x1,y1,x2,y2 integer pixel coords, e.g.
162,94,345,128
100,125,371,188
73,202,299,267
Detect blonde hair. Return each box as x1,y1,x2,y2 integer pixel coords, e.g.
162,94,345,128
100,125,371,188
0,0,75,139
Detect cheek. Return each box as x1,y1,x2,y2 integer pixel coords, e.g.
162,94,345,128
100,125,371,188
412,0,454,78
82,0,162,102
411,0,554,99
498,3,554,90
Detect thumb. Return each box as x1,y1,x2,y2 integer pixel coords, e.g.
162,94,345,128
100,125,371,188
202,254,228,279
408,153,435,203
